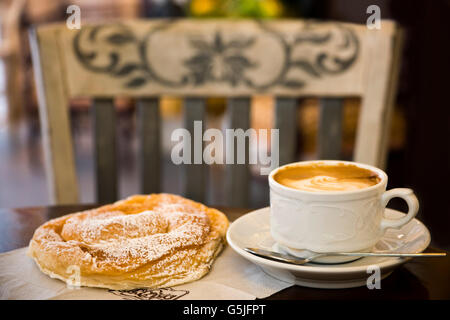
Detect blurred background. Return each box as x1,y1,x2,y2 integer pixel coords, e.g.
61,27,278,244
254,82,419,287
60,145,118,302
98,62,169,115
0,0,449,249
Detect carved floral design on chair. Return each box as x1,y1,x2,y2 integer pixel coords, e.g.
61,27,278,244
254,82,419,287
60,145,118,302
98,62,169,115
184,32,257,86
73,20,359,90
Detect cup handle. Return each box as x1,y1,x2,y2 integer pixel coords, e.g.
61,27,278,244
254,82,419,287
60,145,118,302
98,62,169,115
379,188,419,231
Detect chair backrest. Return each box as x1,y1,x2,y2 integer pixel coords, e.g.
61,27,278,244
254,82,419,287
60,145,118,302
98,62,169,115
30,19,402,206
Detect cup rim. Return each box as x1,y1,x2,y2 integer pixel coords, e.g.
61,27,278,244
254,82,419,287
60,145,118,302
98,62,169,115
268,160,388,196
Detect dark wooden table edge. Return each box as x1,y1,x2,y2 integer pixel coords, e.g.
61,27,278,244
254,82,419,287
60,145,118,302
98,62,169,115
0,204,449,300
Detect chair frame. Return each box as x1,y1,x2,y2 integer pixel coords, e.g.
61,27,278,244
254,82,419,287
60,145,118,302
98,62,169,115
29,19,403,205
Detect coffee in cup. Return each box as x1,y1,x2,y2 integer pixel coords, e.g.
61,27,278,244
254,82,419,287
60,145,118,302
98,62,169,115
273,162,381,192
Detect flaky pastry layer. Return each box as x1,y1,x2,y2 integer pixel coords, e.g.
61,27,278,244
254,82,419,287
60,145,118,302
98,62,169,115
28,194,229,290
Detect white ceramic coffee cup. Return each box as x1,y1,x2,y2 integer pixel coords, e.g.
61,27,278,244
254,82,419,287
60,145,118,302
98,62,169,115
269,160,419,253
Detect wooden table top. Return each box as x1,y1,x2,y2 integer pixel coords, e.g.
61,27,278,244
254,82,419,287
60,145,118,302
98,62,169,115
1,204,449,300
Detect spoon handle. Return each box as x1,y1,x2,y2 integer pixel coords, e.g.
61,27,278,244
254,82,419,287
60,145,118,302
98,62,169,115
244,247,447,265
332,252,446,257
244,248,312,265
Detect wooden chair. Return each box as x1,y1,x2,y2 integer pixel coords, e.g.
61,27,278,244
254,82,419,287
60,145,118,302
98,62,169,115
29,19,402,206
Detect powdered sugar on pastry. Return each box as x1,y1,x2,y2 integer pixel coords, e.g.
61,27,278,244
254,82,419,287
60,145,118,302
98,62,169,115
28,194,229,290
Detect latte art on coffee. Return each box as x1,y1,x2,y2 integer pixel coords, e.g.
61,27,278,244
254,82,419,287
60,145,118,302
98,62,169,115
281,175,378,191
274,162,381,192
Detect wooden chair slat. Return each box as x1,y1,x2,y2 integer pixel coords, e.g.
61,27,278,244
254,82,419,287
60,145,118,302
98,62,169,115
92,98,118,203
318,98,344,160
29,27,79,205
137,98,161,194
355,24,403,169
183,98,206,202
275,98,298,166
226,98,251,207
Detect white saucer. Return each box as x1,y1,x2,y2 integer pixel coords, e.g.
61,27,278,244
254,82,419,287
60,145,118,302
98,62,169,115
226,207,431,289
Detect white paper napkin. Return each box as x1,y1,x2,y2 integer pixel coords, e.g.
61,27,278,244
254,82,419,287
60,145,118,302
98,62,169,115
0,246,291,300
